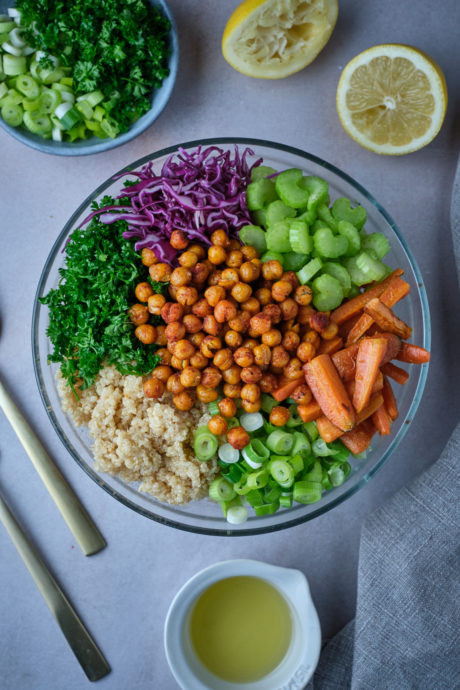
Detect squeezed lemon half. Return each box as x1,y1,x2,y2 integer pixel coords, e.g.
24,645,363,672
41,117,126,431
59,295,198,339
336,44,448,155
222,0,338,79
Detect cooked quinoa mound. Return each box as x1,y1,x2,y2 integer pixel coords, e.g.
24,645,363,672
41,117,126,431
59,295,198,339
58,366,218,504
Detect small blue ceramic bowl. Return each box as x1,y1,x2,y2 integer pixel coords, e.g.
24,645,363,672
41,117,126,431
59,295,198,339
0,0,178,156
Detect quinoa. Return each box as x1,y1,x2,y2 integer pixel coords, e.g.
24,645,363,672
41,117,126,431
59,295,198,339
57,366,218,504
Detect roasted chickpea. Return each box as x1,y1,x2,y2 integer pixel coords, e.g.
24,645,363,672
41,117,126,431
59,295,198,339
291,383,312,405
309,311,330,333
176,286,198,306
134,324,156,344
240,297,261,315
192,298,213,318
214,299,238,324
156,348,172,366
166,373,185,394
218,398,237,418
241,245,259,261
200,367,223,388
262,304,282,324
253,288,270,307
190,331,206,348
219,268,239,289
168,285,178,300
284,358,303,381
226,250,243,268
242,399,262,413
208,415,228,436
279,298,299,321
262,328,282,347
170,267,192,287
222,364,242,384
281,271,300,290
173,390,195,411
224,329,243,349
297,341,316,363
262,260,283,281
161,302,184,324
178,251,199,269
297,305,316,325
213,348,233,370
282,319,300,334
141,248,157,267
269,406,291,427
203,314,221,336
242,338,258,350
143,377,164,398
231,282,252,303
253,344,271,369
191,262,210,284
149,263,172,282
170,230,189,250
233,346,254,368
271,345,290,369
190,352,208,369
180,366,201,388
182,314,203,334
201,335,222,358
208,245,227,265
249,313,272,335
303,329,321,348
173,339,195,361
259,372,278,393
294,285,313,306
128,303,149,326
170,355,188,370
210,229,230,247
239,260,260,282
155,325,167,346
152,365,173,383
227,426,250,450
226,238,240,252
228,311,251,333
241,365,262,384
207,270,221,286
188,244,206,260
271,280,292,302
147,294,166,316
196,384,219,403
282,330,301,352
223,382,242,399
165,322,186,342
135,282,154,302
321,321,339,340
204,285,226,307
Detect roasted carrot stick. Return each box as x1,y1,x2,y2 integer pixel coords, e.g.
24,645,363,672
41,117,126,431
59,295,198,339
338,313,363,339
374,332,402,363
356,393,385,424
318,335,343,356
395,343,431,364
304,354,356,431
316,416,343,443
346,371,383,398
381,362,409,385
364,298,412,339
346,277,410,344
372,404,392,435
382,376,399,420
272,377,304,402
331,343,360,381
340,422,376,454
297,401,322,422
330,269,404,324
353,338,388,413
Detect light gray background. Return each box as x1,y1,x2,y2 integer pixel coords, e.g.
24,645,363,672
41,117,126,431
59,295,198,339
1,1,459,688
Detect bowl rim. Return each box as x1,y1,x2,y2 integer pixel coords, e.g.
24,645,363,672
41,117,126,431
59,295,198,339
0,0,179,156
31,137,431,535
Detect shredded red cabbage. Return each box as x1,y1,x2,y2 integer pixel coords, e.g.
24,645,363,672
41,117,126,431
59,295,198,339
79,145,262,264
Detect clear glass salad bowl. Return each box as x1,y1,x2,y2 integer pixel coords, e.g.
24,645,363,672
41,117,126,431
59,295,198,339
32,138,430,535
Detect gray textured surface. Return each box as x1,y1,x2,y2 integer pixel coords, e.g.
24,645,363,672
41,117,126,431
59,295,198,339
0,1,459,688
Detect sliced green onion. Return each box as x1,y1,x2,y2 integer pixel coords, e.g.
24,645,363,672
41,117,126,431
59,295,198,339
0,82,7,100
263,481,282,503
209,477,236,502
245,489,264,507
266,430,294,455
287,453,304,475
279,493,293,508
207,400,220,416
39,88,61,113
240,412,264,432
193,430,218,461
56,103,82,130
8,27,25,47
15,74,39,99
293,480,322,504
269,460,294,488
227,416,240,430
303,460,323,483
254,500,280,516
234,474,252,495
290,431,311,456
218,443,239,465
328,461,351,487
2,53,26,75
52,125,62,141
260,393,278,415
221,463,244,483
303,422,319,441
313,438,338,457
226,505,248,525
1,101,21,126
0,21,15,33
247,469,269,490
76,89,104,107
286,404,303,428
23,110,51,134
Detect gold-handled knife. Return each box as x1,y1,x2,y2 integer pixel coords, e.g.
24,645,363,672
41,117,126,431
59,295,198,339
0,491,111,681
0,376,106,556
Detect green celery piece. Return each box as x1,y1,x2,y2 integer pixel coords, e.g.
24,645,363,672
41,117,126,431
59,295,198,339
266,199,297,226
332,197,367,230
239,224,267,254
299,176,329,212
246,177,278,211
317,203,338,231
289,219,313,254
361,232,390,259
337,220,361,257
261,250,285,265
297,257,323,284
266,220,292,253
344,256,372,286
275,168,310,209
321,262,352,297
311,274,344,311
251,208,267,228
282,252,309,272
313,227,348,258
251,165,276,181
355,251,387,282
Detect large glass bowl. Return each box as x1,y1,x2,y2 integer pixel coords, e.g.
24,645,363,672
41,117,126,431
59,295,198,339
32,138,430,535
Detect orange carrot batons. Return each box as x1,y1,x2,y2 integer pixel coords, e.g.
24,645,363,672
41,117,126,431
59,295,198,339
316,416,343,443
346,277,410,344
330,269,404,325
272,377,304,402
304,354,356,431
340,421,376,455
381,362,409,385
353,337,388,413
382,376,399,420
372,404,392,436
331,342,360,381
395,343,431,364
297,401,322,423
364,298,412,340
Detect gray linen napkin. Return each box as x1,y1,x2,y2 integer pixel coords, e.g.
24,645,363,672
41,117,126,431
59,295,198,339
307,160,460,690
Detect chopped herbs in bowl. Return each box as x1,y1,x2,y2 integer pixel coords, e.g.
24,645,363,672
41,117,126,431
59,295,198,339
0,0,178,154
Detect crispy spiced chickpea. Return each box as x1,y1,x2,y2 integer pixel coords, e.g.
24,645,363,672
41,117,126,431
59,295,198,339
224,329,243,349
226,238,240,252
282,330,300,352
241,399,262,413
174,339,196,360
196,384,219,403
228,311,251,333
128,303,149,326
321,322,339,340
241,245,259,261
222,364,242,384
201,335,222,358
188,335,204,352
271,280,292,302
240,297,261,315
176,286,198,306
241,365,262,384
180,366,201,388
239,260,260,282
168,285,178,301
259,372,278,393
233,347,254,368
170,355,188,370
208,415,228,436
242,338,258,350
190,351,208,369
135,324,156,344
182,314,203,334
204,285,226,307
227,426,250,450
219,268,239,288
309,311,330,333
270,406,291,427
143,377,164,399
148,293,167,317
303,329,321,348
262,328,282,347
294,285,313,306
188,244,206,260
167,373,185,394
156,348,172,366
253,344,271,369
271,345,290,369
249,313,272,335
213,348,233,370
282,319,299,334
149,263,172,282
203,314,221,336
191,262,210,284
214,300,238,323
165,322,186,342
231,282,252,303
223,382,242,399
291,383,312,405
297,341,316,363
178,251,199,268
211,229,230,247
218,397,237,418
207,270,221,286
155,325,167,346
173,391,194,411
296,305,315,325
262,304,282,324
241,383,261,403
262,259,283,281
208,245,227,265
254,287,272,306
192,298,213,318
226,250,243,268
135,282,154,302
279,298,299,321
281,271,300,290
170,230,189,250
152,365,173,383
201,367,222,388
170,267,192,287
141,247,157,267
284,358,303,381
161,302,184,324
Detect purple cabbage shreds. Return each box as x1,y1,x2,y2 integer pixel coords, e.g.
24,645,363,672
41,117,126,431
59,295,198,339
78,145,262,264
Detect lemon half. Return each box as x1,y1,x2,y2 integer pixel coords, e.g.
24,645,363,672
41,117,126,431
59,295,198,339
222,0,338,79
336,44,448,155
